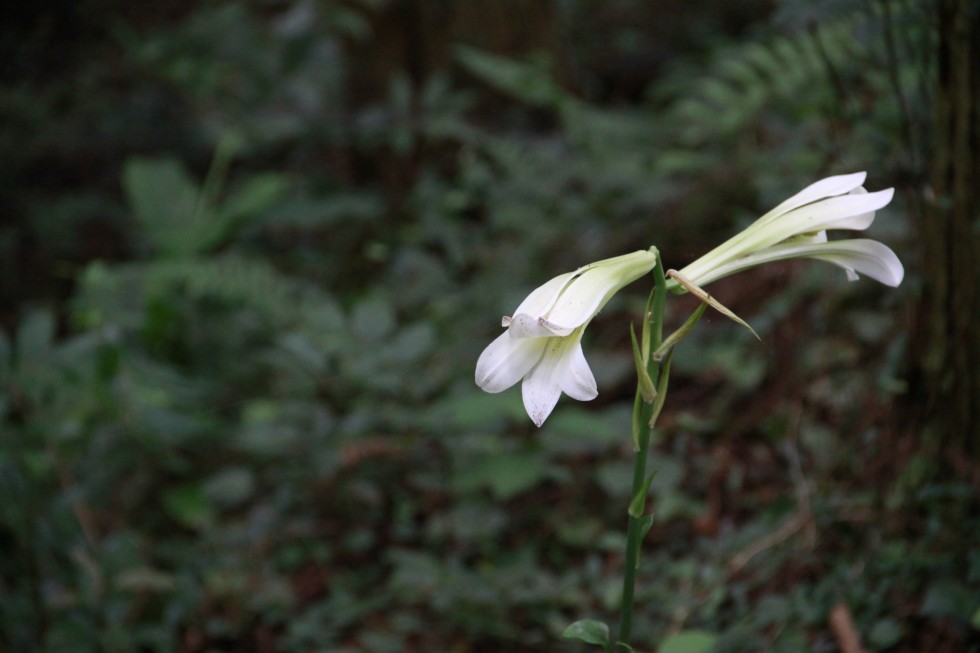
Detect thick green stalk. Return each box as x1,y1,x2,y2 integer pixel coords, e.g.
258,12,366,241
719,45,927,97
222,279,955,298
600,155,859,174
617,258,667,649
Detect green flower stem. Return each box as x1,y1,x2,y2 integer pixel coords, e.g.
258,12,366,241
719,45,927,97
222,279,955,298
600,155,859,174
617,257,668,649
618,399,655,650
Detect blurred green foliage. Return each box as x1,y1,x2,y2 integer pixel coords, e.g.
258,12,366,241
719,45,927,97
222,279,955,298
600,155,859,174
1,1,976,652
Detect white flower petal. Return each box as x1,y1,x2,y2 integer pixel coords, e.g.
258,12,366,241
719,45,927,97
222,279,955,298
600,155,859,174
540,271,611,332
520,328,598,425
758,172,867,226
831,186,880,232
475,330,547,393
558,337,598,401
787,187,893,233
693,238,904,287
802,239,905,287
521,339,566,427
510,271,578,320
784,230,828,245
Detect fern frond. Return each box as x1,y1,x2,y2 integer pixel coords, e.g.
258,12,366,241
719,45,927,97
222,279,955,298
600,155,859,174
659,16,872,147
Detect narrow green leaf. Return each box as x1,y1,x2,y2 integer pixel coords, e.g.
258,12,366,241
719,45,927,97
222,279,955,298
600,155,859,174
666,269,760,340
628,472,656,518
649,350,673,429
638,513,655,541
196,131,241,222
630,323,656,404
630,391,643,452
653,302,707,362
631,513,657,572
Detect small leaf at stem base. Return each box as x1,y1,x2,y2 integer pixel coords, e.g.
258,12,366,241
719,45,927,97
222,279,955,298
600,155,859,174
563,619,611,649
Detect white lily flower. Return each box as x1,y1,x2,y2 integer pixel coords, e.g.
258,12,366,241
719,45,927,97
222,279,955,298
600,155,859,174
476,249,657,427
674,172,904,289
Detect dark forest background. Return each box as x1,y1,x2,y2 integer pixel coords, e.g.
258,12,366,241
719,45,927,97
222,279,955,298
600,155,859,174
1,1,978,652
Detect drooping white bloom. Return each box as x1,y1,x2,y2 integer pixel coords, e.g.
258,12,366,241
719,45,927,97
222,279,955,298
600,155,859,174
476,249,657,427
674,172,904,289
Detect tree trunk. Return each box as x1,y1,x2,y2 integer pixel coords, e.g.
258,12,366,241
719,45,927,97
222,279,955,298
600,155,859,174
912,0,980,458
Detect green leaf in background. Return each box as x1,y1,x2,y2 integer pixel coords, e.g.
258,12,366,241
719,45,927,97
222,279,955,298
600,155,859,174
15,309,55,364
920,579,978,623
350,295,396,343
123,157,212,256
869,618,904,648
115,567,177,593
12,310,58,405
540,405,633,454
562,618,611,648
122,152,279,257
202,467,256,508
217,173,288,223
658,630,718,653
454,452,549,500
162,482,214,531
426,390,527,431
454,45,566,109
